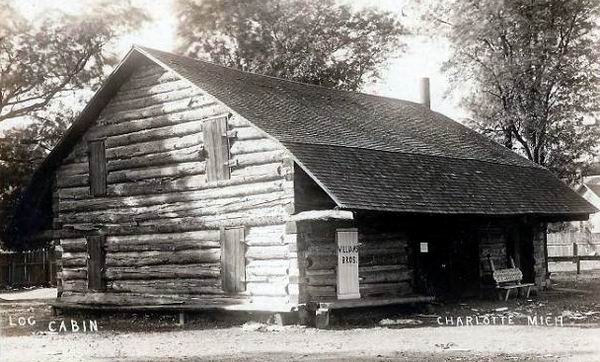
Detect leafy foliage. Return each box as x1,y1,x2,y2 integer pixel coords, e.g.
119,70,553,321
429,0,600,182
0,0,148,123
0,113,70,248
0,1,148,248
174,0,406,91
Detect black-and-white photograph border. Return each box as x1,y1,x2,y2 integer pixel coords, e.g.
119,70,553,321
1,1,599,361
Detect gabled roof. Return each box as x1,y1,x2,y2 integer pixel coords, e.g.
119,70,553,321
21,46,597,228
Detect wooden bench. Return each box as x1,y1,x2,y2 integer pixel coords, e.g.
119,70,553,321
488,256,535,301
301,295,435,329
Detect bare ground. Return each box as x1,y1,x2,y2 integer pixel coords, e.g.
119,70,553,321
1,271,599,362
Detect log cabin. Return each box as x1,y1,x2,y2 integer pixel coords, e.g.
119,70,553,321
12,46,596,320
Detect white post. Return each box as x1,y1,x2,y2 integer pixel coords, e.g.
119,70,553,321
336,228,360,300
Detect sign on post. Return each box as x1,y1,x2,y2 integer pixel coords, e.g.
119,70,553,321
336,228,360,300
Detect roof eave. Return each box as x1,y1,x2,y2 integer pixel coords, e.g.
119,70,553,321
340,206,594,222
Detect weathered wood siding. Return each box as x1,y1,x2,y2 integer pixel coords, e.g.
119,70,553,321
293,169,416,302
54,64,297,308
478,226,508,277
297,218,415,302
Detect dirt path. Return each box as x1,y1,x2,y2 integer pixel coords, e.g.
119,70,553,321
0,288,56,301
1,324,599,361
2,272,599,361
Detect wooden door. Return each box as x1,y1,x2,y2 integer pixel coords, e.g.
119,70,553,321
221,227,246,293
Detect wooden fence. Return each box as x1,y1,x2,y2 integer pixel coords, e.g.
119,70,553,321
547,232,600,273
0,248,57,288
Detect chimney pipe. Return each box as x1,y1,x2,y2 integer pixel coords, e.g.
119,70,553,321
420,77,430,109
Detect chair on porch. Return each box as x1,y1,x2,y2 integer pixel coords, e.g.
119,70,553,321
487,255,535,301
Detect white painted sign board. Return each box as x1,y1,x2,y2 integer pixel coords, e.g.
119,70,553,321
336,228,361,300
420,242,429,253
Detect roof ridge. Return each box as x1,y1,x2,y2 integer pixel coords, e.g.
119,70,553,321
282,140,545,171
133,45,424,107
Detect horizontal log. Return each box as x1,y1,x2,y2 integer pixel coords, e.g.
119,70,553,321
98,96,208,125
230,139,280,156
61,268,87,280
61,238,87,252
115,81,193,105
360,270,413,284
59,232,222,253
117,70,180,92
62,252,87,267
233,150,287,167
86,106,228,140
133,206,290,228
59,160,284,201
107,161,205,184
245,224,286,246
246,275,288,283
106,249,221,267
245,245,290,260
63,279,87,292
105,230,220,252
57,174,88,188
234,126,265,141
104,120,204,149
104,88,202,115
246,259,290,270
359,265,411,273
106,239,220,253
108,230,219,243
304,274,335,286
291,210,354,222
227,115,250,127
54,213,289,239
107,279,224,295
246,265,289,277
106,145,204,172
105,264,220,280
303,270,417,286
245,282,288,297
305,285,336,297
106,133,203,160
359,282,412,297
57,162,88,177
128,65,165,80
359,232,410,242
245,235,285,247
60,179,288,212
230,162,282,178
60,291,244,306
58,192,292,225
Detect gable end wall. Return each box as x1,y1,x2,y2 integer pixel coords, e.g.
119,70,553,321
54,63,299,310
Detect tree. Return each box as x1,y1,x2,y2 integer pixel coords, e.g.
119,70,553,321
429,0,600,182
0,114,70,248
0,1,148,248
0,0,148,123
174,0,407,91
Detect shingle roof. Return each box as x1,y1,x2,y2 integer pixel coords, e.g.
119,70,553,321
138,47,594,217
20,46,595,228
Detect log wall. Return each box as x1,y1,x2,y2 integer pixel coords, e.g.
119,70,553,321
52,61,549,309
296,218,414,302
478,226,508,277
54,64,297,309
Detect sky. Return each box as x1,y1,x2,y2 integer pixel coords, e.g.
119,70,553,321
4,0,466,130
